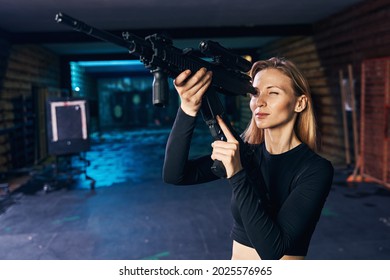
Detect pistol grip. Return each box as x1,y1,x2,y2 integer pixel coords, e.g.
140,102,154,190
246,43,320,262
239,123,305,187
206,119,226,141
206,119,227,178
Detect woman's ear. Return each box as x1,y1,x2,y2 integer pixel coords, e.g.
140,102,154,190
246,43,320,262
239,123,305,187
295,95,308,113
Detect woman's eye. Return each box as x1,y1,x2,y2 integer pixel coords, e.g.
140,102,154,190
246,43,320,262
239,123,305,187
270,91,279,95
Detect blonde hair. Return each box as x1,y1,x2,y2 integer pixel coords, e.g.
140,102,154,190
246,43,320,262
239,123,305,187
242,57,318,151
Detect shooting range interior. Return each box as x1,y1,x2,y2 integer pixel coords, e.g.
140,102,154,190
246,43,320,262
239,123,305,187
0,0,389,260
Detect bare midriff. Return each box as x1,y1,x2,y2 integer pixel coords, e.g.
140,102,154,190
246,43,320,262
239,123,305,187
231,240,305,260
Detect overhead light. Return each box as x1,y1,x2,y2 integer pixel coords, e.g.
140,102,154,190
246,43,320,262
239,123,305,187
76,60,142,67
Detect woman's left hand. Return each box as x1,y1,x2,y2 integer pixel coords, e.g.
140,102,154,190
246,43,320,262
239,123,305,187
211,116,243,178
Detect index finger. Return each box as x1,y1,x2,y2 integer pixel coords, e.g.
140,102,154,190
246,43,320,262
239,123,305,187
173,69,192,86
216,115,237,143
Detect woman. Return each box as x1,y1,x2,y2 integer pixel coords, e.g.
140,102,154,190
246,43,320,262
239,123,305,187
163,57,334,260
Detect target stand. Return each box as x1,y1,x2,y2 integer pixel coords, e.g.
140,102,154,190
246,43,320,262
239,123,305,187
40,97,95,192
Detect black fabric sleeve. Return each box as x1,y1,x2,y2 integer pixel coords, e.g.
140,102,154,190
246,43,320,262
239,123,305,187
229,159,334,260
163,107,219,185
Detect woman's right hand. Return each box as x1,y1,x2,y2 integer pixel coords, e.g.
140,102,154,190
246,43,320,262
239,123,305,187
173,68,213,117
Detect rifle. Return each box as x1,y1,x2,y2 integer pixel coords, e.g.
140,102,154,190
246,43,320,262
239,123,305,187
55,12,256,178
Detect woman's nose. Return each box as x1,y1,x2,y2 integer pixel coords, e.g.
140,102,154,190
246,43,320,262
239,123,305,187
255,94,266,107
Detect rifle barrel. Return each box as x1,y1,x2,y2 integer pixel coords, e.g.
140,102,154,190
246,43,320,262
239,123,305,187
55,12,132,50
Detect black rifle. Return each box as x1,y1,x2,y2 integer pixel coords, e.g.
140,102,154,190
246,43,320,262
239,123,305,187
55,12,256,178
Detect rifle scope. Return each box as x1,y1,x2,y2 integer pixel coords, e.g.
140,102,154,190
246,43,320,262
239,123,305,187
199,40,252,73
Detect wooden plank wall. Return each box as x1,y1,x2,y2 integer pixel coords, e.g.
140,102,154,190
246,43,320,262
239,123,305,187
360,57,390,187
0,42,61,172
246,0,390,166
2,45,60,99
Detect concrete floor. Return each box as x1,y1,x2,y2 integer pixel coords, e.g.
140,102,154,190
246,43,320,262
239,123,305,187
0,127,389,260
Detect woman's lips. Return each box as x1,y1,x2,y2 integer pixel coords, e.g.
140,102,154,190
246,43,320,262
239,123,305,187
255,112,269,118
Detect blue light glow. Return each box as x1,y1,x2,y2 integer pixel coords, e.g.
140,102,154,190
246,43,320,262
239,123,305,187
76,60,142,67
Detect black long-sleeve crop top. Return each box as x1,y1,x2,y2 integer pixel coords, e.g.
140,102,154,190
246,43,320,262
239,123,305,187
163,108,334,260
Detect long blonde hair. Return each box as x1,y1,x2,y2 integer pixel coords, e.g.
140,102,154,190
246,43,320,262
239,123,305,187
242,57,318,151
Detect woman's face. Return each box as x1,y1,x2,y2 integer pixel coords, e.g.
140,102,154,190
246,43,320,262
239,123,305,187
250,68,300,131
